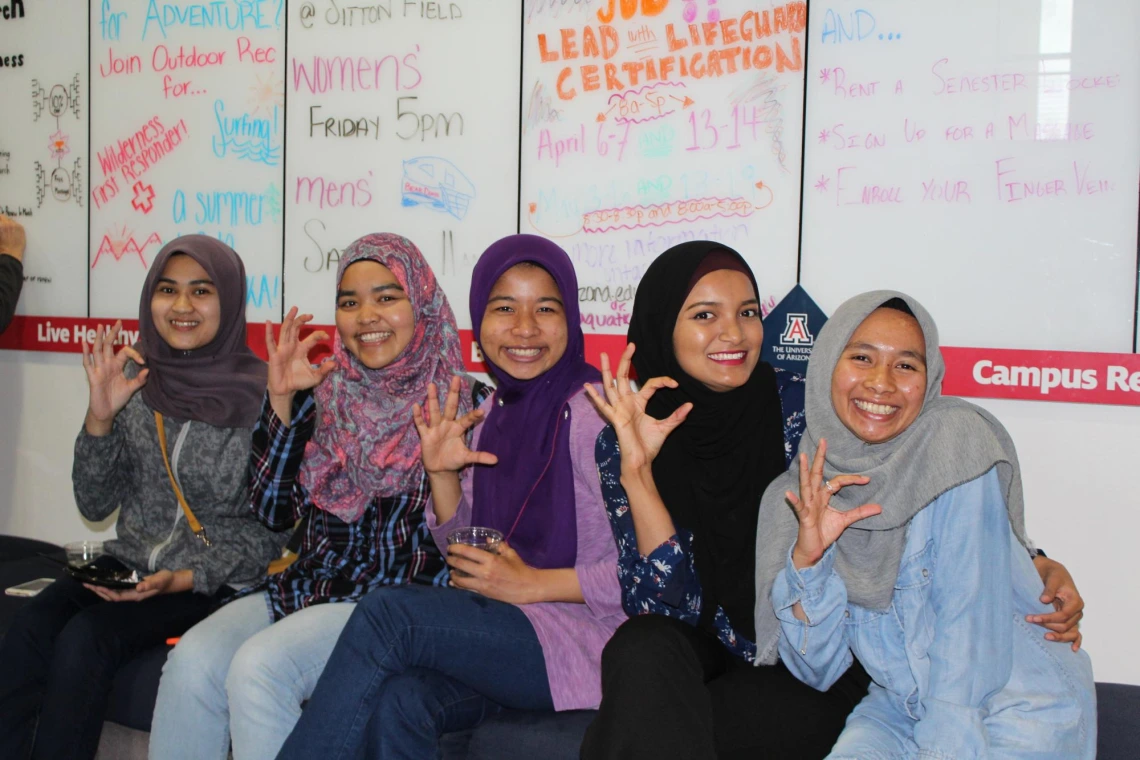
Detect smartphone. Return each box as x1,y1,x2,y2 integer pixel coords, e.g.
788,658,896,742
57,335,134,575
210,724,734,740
5,578,56,597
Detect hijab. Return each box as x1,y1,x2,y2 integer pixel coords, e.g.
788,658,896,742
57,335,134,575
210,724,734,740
628,241,787,640
138,235,267,428
468,234,601,569
298,233,469,523
753,290,1029,665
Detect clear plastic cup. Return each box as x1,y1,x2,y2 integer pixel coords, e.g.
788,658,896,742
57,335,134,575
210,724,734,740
446,527,502,578
64,540,104,568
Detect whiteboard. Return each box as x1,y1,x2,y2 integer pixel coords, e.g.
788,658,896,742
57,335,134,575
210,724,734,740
520,0,808,328
0,0,88,318
799,0,1140,352
283,0,521,329
88,0,286,322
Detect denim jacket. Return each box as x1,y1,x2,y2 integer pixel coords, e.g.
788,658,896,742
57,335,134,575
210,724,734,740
773,468,1096,759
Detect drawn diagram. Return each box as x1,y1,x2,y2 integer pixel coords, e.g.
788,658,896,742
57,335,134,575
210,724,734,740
32,75,83,208
91,226,162,268
401,157,475,220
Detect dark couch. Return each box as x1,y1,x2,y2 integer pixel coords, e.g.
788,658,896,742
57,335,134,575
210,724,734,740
2,537,1138,759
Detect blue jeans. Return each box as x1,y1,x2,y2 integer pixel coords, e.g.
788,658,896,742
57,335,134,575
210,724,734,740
277,585,553,760
149,592,356,760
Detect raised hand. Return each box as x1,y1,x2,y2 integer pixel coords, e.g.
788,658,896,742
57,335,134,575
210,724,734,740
788,439,883,569
266,306,335,397
412,376,498,474
82,321,148,435
0,214,26,263
582,342,691,473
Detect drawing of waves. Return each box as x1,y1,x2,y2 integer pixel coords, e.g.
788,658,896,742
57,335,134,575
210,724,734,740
229,138,282,166
402,157,475,220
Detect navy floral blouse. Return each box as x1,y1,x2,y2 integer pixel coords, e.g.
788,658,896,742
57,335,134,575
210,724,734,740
597,367,805,663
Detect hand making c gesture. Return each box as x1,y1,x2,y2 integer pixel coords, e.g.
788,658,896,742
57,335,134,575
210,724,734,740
265,306,336,398
82,321,148,434
788,438,883,569
413,376,498,475
582,342,691,473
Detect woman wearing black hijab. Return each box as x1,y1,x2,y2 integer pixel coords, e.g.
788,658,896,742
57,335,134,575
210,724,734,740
580,241,871,759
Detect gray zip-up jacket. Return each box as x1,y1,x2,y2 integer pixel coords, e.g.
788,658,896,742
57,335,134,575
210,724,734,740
72,369,285,596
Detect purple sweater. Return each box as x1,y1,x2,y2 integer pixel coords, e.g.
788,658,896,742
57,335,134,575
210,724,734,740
426,387,626,711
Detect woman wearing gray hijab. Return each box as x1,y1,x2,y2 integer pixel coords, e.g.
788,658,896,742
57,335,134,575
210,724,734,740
754,292,1096,758
0,236,282,760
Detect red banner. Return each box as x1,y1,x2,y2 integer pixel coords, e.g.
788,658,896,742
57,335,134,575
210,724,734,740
4,316,1139,407
940,346,1140,406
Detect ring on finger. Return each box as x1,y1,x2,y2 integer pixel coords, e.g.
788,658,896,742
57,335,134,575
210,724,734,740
823,479,836,494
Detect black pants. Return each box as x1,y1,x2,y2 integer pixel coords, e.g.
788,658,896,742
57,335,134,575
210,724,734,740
0,558,227,760
580,615,871,760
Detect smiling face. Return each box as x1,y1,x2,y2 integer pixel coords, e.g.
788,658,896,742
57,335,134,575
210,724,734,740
150,254,222,351
479,263,568,381
672,269,763,392
830,307,928,444
335,260,415,369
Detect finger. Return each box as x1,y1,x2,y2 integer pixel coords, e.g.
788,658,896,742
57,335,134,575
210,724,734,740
637,375,679,400
130,368,150,391
443,375,461,422
1030,591,1082,622
839,503,883,529
425,383,440,427
281,306,298,345
119,346,146,368
598,353,618,406
105,320,122,360
265,320,278,357
616,342,636,395
662,401,693,432
91,325,104,366
315,359,337,381
825,474,872,493
1072,633,1082,652
80,333,92,367
455,408,487,432
298,330,330,354
446,553,483,576
448,573,475,591
797,452,812,507
785,490,803,516
810,438,828,491
448,544,488,563
412,403,427,435
1046,628,1082,644
582,383,614,421
1033,608,1083,631
466,451,499,467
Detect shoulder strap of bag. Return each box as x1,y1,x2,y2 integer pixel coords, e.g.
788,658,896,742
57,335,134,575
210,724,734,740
154,411,211,547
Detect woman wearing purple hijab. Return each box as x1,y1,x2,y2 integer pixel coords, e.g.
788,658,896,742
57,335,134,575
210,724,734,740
0,236,282,760
277,235,626,759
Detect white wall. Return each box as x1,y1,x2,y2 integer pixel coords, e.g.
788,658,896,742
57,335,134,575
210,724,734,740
1,350,1136,685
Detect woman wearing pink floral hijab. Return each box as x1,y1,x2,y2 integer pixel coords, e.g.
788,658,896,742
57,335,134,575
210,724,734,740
150,233,482,760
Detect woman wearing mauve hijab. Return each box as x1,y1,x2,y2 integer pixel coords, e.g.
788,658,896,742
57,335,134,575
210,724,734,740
0,236,281,760
580,243,1087,760
277,235,625,760
755,292,1095,758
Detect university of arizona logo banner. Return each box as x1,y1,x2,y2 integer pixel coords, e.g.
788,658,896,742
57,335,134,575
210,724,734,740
762,284,827,372
762,285,829,464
